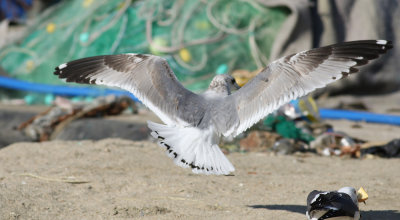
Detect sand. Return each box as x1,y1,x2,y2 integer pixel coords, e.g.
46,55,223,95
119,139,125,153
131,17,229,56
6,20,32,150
1,138,399,219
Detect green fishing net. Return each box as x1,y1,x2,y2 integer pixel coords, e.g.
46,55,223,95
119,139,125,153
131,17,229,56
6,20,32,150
0,0,289,92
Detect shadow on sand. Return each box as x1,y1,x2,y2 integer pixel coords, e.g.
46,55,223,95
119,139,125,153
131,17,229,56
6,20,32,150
248,204,400,219
248,204,306,215
362,210,400,220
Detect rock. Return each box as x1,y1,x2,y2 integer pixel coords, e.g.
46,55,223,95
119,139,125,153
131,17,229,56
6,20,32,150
0,109,35,148
54,118,150,141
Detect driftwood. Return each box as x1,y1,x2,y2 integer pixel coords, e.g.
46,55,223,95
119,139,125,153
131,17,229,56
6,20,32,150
19,95,137,141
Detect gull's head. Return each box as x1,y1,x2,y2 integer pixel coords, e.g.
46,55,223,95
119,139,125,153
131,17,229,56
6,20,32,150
338,187,360,205
208,74,240,95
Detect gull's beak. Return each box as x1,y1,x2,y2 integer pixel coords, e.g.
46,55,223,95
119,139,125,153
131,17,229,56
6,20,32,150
233,75,248,87
357,187,368,204
232,69,260,87
234,82,241,89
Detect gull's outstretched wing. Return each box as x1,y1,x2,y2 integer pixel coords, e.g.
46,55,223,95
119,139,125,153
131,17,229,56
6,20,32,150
54,54,207,126
219,40,392,136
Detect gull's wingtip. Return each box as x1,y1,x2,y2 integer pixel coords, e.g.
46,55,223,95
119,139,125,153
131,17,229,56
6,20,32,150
376,39,393,49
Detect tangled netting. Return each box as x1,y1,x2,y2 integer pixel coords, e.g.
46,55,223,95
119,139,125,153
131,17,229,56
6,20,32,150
0,0,289,92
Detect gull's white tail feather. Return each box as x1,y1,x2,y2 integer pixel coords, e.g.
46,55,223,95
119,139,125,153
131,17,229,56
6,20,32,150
147,121,235,175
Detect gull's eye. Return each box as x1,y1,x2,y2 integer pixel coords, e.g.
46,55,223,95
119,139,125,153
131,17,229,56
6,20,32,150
231,78,235,84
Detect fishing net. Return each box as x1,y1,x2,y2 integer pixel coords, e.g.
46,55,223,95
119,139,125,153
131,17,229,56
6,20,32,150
0,0,289,95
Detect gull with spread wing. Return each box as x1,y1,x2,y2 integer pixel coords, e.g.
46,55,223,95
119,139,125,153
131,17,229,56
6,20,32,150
54,40,392,175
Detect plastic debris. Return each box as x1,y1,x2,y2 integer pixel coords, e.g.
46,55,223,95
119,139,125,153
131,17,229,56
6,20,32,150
263,115,315,144
272,138,296,155
310,132,360,157
272,138,312,155
360,139,400,158
280,96,320,122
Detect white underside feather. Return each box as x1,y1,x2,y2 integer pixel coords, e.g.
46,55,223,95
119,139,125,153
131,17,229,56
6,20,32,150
147,121,235,175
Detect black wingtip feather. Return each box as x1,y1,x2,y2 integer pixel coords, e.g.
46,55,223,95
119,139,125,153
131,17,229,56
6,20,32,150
384,40,393,49
349,67,359,74
329,40,393,74
53,55,108,84
352,59,369,66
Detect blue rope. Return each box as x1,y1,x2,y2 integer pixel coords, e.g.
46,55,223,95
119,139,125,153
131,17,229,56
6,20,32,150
0,75,139,102
320,108,400,126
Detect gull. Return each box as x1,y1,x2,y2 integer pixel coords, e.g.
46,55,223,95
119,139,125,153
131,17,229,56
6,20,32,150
306,187,369,220
54,40,392,175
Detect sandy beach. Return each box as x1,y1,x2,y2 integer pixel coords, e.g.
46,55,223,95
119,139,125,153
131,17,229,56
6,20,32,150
1,137,399,219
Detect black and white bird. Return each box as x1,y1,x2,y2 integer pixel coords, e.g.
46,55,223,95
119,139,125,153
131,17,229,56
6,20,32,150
306,187,369,220
54,40,392,175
